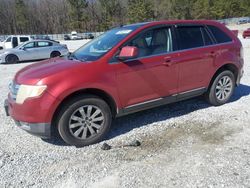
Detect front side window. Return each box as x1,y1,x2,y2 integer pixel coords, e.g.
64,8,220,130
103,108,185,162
207,25,232,43
20,37,29,42
128,27,173,58
24,42,35,48
176,26,205,50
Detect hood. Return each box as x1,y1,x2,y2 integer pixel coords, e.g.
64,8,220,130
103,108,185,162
15,58,87,84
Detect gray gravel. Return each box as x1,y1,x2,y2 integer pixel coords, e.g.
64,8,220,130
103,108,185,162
0,39,250,188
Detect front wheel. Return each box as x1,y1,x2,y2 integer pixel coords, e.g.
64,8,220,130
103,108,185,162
206,70,235,106
57,95,112,147
5,54,19,64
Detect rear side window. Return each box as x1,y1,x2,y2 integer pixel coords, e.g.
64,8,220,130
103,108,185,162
20,37,29,42
37,41,52,47
207,25,232,43
201,27,213,46
176,26,204,50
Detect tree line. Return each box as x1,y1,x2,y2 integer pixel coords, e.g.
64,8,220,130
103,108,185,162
0,0,250,35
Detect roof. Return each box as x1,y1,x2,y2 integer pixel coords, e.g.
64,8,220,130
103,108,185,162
123,20,221,28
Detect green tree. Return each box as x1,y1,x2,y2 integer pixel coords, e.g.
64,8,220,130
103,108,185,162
67,0,88,31
15,0,28,33
127,0,154,23
98,0,123,31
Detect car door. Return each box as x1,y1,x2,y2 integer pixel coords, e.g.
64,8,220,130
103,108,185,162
37,41,52,59
113,26,179,110
174,25,217,97
19,42,37,60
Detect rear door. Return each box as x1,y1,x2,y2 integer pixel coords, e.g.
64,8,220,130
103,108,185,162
175,25,217,96
37,41,53,59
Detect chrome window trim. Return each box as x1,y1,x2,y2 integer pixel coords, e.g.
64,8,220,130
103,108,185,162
112,40,233,64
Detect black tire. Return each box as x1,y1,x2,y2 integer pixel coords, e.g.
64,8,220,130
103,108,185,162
205,70,235,106
57,95,112,147
5,54,19,64
50,51,61,58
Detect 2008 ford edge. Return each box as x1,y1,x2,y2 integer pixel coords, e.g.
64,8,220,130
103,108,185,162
5,20,244,147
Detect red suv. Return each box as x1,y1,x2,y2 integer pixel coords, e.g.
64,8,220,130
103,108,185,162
5,20,244,146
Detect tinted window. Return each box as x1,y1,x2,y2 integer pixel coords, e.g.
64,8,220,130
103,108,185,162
207,25,232,43
20,37,29,42
6,37,11,42
177,26,204,50
24,42,35,48
37,41,51,47
13,37,18,48
201,27,213,46
128,27,173,57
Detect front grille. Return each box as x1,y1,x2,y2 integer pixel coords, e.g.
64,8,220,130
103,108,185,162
9,81,20,101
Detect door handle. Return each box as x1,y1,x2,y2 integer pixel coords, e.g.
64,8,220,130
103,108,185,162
163,57,173,66
209,51,217,57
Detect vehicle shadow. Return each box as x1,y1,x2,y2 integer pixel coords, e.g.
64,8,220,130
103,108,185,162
107,84,250,140
43,84,250,146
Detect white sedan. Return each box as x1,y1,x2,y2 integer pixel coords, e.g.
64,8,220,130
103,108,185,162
0,40,69,64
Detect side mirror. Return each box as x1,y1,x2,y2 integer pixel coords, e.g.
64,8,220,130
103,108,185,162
21,47,26,50
117,46,138,61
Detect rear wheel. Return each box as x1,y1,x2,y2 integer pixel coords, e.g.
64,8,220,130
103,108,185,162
206,70,235,106
50,51,61,58
5,54,19,64
57,95,112,147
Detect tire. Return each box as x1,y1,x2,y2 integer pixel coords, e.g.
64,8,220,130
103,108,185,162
5,54,19,64
206,70,235,106
50,51,61,58
57,95,112,147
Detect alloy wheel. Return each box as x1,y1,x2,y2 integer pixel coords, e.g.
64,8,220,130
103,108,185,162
69,105,104,140
215,75,233,101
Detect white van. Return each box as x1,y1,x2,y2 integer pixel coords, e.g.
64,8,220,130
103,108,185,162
3,35,32,49
70,31,78,40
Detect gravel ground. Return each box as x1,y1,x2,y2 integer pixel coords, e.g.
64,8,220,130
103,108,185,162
0,38,250,188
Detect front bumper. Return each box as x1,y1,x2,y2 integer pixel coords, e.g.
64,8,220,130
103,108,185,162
14,120,51,138
4,99,52,138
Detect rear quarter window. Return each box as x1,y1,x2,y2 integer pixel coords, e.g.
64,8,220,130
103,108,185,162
207,25,232,43
20,37,29,42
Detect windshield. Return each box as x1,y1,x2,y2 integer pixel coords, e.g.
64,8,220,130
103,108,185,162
72,26,140,61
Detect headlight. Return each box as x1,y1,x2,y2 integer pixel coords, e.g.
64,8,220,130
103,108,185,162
16,85,47,104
